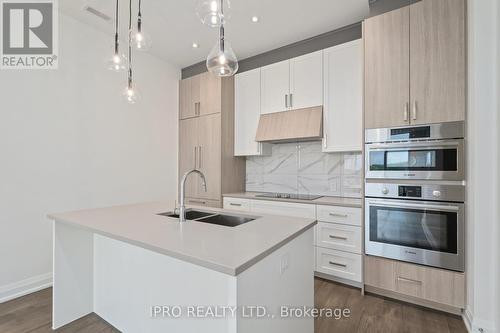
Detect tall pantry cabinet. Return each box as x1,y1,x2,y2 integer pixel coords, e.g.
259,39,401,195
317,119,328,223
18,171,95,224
178,72,245,208
364,0,466,128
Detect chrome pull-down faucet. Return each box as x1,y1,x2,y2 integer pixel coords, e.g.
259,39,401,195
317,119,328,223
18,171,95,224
179,169,207,223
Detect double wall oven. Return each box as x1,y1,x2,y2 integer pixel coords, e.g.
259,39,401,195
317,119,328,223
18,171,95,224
364,122,465,272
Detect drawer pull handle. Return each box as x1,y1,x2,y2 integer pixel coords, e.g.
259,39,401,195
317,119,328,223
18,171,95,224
397,276,422,285
229,203,242,207
329,235,348,240
189,200,206,205
329,213,348,218
329,261,347,268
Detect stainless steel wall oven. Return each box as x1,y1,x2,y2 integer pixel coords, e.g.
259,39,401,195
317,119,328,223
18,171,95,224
365,122,464,181
364,182,465,272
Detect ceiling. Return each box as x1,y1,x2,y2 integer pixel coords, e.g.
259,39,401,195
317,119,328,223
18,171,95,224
60,0,369,69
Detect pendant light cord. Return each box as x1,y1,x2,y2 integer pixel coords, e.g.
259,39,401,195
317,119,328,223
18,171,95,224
219,0,224,52
114,0,119,54
128,0,133,87
138,0,142,32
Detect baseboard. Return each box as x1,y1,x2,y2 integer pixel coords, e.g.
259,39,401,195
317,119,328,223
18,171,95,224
0,273,53,303
463,307,497,333
314,271,363,289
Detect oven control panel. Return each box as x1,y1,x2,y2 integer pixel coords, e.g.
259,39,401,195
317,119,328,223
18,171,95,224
366,182,465,202
398,186,422,198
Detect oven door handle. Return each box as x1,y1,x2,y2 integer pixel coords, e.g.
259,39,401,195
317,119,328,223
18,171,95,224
366,140,461,151
367,200,460,212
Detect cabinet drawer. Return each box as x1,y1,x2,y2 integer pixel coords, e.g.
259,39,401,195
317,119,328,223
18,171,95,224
223,197,251,212
250,200,316,219
186,198,221,208
316,222,362,254
317,205,362,226
315,248,362,282
364,256,465,308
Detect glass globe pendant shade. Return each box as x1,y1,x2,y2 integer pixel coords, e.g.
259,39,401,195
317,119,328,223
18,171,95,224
195,0,231,27
206,39,238,77
123,82,142,104
107,53,127,72
131,30,152,51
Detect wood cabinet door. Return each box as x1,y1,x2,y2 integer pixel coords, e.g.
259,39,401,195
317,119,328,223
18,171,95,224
260,60,290,114
179,78,195,119
197,114,221,200
323,40,363,152
409,0,466,124
289,50,323,110
234,68,263,156
199,72,221,116
364,6,410,129
179,118,199,198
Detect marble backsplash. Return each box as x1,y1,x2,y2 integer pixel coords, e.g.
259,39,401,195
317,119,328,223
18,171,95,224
246,142,363,198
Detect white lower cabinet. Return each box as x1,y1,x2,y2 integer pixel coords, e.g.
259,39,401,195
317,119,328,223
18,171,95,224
223,196,363,286
222,197,251,212
316,222,362,254
249,200,316,218
315,247,362,283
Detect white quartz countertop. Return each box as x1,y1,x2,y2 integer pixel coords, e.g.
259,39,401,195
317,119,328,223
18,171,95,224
48,202,316,276
223,192,363,208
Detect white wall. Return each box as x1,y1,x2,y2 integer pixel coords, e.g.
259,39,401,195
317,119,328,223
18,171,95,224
466,0,499,332
0,14,180,302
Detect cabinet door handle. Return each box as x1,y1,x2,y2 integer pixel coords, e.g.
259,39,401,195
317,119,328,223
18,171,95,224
412,101,417,120
289,93,293,108
329,261,347,268
229,203,242,207
194,147,198,169
329,235,348,240
198,146,202,169
329,213,348,218
397,276,422,285
404,102,409,121
285,94,289,108
189,200,206,205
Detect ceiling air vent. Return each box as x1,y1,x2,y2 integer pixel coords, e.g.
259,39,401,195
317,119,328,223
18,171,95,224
83,5,112,22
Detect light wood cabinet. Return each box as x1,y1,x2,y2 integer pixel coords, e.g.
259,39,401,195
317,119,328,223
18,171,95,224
234,68,271,156
364,6,410,129
178,117,199,198
409,0,466,124
179,72,221,120
323,40,363,152
364,0,466,128
260,52,323,114
197,114,221,200
364,256,465,309
178,75,245,207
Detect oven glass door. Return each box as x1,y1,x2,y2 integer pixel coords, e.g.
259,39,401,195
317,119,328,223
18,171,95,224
368,147,457,172
368,202,458,254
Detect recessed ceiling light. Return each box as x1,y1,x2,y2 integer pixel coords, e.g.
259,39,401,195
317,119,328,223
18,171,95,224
192,43,199,48
251,16,259,23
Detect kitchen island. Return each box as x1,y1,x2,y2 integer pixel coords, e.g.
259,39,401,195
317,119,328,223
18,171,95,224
48,202,316,333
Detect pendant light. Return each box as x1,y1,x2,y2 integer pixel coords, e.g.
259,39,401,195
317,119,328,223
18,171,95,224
131,0,152,51
123,0,141,104
196,0,231,28
206,0,238,77
107,0,127,72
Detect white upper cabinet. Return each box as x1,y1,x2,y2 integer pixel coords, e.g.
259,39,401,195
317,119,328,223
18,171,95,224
260,60,290,114
234,68,271,156
322,40,363,152
290,51,323,110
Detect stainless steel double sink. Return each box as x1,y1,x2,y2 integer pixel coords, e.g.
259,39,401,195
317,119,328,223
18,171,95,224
158,209,257,227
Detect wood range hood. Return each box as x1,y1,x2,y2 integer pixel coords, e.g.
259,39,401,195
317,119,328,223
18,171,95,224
255,106,323,143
